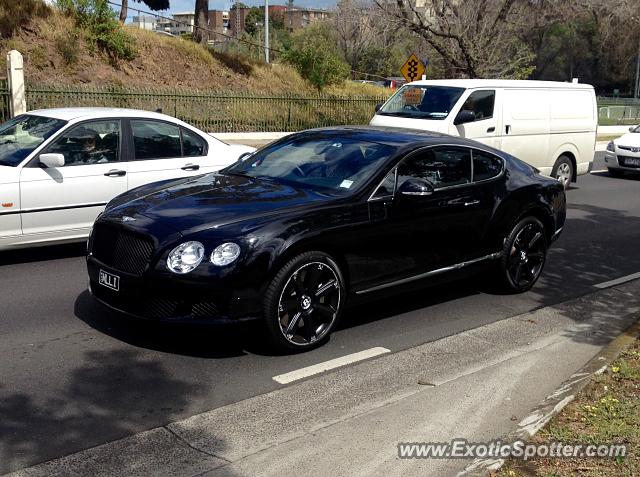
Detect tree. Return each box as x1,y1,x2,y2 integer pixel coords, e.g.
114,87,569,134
118,0,170,23
244,7,264,36
376,0,536,78
193,0,208,44
283,23,350,90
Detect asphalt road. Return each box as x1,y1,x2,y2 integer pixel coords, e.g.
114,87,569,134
1,152,639,474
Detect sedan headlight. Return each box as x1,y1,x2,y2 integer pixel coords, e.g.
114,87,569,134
607,141,615,152
211,242,241,266
167,241,205,274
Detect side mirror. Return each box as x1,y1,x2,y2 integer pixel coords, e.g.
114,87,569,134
454,110,476,126
375,103,383,113
630,126,636,132
39,153,65,168
398,178,434,197
237,151,253,162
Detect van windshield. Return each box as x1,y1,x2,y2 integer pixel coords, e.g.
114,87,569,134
377,85,465,120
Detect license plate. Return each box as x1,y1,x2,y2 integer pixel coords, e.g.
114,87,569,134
99,269,120,291
624,157,640,166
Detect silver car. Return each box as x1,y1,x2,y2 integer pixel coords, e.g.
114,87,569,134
605,125,640,177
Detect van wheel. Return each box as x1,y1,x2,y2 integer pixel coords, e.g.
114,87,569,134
551,155,573,190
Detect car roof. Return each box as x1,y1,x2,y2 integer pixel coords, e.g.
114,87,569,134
297,126,477,148
407,79,594,90
25,107,179,122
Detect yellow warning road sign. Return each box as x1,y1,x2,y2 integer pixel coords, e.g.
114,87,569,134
400,54,425,83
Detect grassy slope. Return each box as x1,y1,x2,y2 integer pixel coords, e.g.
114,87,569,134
1,9,386,97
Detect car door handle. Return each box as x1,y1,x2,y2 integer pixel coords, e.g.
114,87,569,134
181,164,200,171
505,125,511,135
487,127,495,133
104,169,126,177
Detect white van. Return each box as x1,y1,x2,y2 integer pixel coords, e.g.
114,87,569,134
369,79,597,188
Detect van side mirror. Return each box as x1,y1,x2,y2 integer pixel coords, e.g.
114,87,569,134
398,178,434,197
375,103,383,113
39,153,65,168
454,110,476,126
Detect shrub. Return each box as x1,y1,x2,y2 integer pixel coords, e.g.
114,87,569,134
55,31,81,65
210,50,255,76
0,0,50,39
56,0,137,62
282,24,349,90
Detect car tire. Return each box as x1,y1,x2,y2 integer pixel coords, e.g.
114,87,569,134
608,168,625,178
495,217,548,294
262,251,345,353
551,155,573,190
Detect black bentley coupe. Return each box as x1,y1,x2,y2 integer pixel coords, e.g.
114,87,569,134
87,127,566,351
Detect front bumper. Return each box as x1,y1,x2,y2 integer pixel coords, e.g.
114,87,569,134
87,254,261,323
605,151,640,171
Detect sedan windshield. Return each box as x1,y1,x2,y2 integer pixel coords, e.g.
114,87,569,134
0,114,67,167
223,135,395,193
378,85,465,120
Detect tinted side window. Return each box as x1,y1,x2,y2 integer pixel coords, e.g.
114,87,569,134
45,120,120,166
182,128,207,157
461,90,495,121
371,169,396,199
473,150,503,181
132,120,181,160
398,147,471,189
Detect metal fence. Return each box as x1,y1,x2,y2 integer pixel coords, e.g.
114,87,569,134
25,83,388,132
0,79,10,123
596,96,640,125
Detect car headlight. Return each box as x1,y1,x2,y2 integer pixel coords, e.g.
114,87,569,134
167,241,205,274
211,242,241,266
607,141,615,152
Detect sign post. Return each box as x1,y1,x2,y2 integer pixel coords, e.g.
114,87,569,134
400,54,426,83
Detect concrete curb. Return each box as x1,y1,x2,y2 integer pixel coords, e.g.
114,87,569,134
459,313,640,476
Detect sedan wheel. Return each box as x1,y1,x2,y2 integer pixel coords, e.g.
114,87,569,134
497,217,547,293
263,252,345,352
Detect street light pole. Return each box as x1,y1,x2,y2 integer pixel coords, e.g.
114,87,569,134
265,0,270,63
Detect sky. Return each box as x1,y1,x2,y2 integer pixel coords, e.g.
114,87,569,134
123,0,336,15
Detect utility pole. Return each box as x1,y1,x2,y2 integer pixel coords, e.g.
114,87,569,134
635,38,640,99
265,0,270,63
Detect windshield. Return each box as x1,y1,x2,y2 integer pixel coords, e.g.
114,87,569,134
0,114,67,167
377,85,465,120
223,135,396,193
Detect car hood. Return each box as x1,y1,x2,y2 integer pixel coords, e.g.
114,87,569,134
0,165,20,185
105,173,339,235
616,133,640,148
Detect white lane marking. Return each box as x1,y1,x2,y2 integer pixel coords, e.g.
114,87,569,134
273,347,391,384
594,272,640,289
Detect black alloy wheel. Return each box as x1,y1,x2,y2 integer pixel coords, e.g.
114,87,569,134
263,251,345,352
498,217,548,293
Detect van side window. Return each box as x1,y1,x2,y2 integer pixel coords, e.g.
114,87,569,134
398,147,471,189
461,90,495,121
472,150,503,181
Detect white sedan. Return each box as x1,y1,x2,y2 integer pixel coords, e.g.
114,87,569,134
0,107,255,250
605,124,640,177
